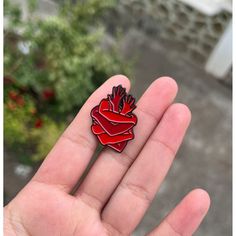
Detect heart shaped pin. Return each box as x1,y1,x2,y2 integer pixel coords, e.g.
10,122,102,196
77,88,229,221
91,85,137,153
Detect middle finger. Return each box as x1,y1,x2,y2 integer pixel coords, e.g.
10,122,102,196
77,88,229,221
75,77,178,210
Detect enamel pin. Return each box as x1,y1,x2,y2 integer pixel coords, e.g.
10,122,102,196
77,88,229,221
91,85,137,153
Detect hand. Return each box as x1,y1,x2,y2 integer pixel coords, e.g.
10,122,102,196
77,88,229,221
108,84,126,112
4,75,210,236
120,94,136,115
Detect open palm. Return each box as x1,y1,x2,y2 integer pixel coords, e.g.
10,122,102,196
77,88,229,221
4,75,210,236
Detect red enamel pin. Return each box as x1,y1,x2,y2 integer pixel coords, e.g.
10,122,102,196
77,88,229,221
91,85,137,153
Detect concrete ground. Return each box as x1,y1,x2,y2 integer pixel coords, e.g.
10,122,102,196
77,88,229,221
123,30,232,236
4,29,231,235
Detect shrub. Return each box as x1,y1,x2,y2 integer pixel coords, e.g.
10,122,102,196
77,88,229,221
4,0,132,164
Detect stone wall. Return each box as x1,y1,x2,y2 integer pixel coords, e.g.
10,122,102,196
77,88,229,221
107,0,232,82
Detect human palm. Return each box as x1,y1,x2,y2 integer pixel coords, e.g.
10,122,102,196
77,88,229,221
4,75,210,236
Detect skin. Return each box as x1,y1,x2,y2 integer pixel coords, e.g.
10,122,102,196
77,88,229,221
4,75,210,236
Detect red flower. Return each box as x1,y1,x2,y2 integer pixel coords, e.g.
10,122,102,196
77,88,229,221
42,89,55,100
35,118,43,128
15,95,25,107
8,91,25,107
8,91,18,100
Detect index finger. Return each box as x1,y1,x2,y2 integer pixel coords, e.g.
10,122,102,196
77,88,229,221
32,75,130,192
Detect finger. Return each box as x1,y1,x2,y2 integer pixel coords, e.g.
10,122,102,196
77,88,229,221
130,99,135,106
147,189,210,236
112,86,116,95
32,75,130,192
75,77,178,210
120,86,125,95
117,85,121,93
102,104,191,235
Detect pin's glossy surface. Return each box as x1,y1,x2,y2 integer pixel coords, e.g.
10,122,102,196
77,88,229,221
91,85,137,152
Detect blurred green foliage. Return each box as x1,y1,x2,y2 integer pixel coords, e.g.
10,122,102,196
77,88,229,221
4,0,131,164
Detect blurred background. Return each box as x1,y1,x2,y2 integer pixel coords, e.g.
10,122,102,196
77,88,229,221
4,0,232,235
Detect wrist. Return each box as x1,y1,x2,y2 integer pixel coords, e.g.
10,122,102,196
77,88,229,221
4,204,28,236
